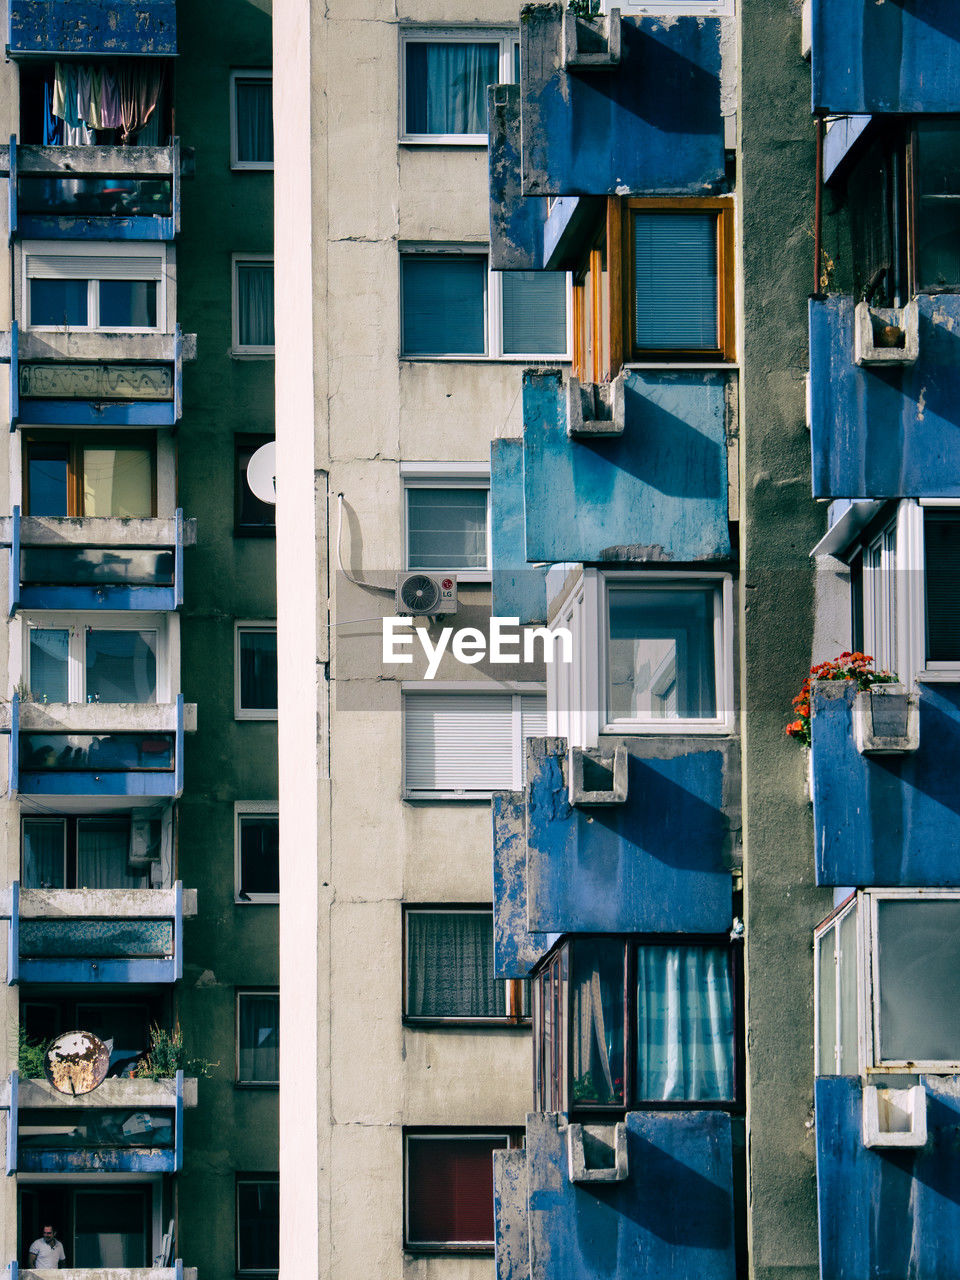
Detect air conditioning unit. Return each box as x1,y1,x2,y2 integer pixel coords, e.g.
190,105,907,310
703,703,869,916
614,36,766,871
395,572,458,616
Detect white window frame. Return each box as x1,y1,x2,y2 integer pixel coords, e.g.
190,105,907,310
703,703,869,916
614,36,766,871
236,988,280,1086
234,802,279,904
236,1175,279,1276
399,29,519,145
235,621,278,721
399,244,572,361
401,462,491,582
22,240,169,334
402,682,546,800
610,0,733,14
22,613,171,705
231,253,275,356
230,69,273,171
815,889,960,1076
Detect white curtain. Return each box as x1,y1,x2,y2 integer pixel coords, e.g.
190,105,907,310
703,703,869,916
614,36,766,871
236,79,273,162
407,42,499,134
237,263,275,347
77,821,146,890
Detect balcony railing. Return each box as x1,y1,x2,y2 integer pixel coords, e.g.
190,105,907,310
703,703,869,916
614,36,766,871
1,879,197,983
9,1267,194,1280
2,507,195,612
8,1,177,59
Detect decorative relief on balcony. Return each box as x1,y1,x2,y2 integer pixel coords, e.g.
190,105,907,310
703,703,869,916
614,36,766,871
20,363,173,401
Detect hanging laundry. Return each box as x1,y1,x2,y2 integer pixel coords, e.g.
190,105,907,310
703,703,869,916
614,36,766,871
42,81,63,146
62,121,93,146
76,64,94,127
118,60,165,142
100,68,122,130
86,67,104,129
51,62,64,121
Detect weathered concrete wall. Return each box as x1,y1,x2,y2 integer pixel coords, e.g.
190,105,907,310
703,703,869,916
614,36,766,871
810,296,960,499
491,438,547,625
816,1075,960,1280
741,2,830,1276
8,0,177,57
811,0,960,114
488,85,548,272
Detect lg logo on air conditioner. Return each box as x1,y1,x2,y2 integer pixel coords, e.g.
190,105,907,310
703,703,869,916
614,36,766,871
382,616,573,680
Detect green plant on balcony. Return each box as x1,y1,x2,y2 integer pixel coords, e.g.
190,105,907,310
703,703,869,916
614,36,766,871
134,1023,219,1081
18,1027,49,1079
786,651,898,747
567,0,602,17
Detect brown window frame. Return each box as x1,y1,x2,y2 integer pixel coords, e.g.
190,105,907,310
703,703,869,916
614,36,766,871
22,431,158,518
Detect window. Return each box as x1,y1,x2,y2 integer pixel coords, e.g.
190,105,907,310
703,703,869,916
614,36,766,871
235,434,276,537
235,804,279,903
534,935,738,1112
618,0,733,13
402,464,489,576
235,623,278,719
236,1177,279,1275
24,434,156,518
402,687,546,799
237,990,279,1085
231,70,273,169
403,907,526,1023
400,249,569,358
25,618,165,704
232,256,275,354
22,815,158,890
18,1187,152,1269
23,243,167,332
404,1130,519,1252
22,997,159,1075
400,31,518,143
816,890,960,1074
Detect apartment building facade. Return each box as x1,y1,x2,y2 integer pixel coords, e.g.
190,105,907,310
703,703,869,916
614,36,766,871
0,2,279,1276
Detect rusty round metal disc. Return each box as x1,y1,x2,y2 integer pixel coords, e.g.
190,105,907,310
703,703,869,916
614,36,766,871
44,1030,111,1096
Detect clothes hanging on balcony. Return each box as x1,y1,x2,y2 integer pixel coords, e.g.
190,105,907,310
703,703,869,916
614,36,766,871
50,61,163,140
118,61,165,142
42,82,63,146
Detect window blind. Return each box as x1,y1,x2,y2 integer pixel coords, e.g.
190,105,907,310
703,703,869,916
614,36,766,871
404,692,514,793
501,271,567,355
633,212,718,350
26,252,165,281
406,1135,506,1244
401,256,486,356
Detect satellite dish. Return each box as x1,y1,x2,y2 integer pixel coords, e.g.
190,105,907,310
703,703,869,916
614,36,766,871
246,441,276,505
44,1029,111,1095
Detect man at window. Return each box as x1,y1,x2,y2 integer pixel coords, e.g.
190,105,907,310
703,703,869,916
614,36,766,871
29,1225,66,1269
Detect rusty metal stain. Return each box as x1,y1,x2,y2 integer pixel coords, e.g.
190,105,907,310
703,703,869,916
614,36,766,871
44,1029,111,1095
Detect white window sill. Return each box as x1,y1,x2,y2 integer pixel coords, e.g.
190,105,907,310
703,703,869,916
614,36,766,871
400,355,571,365
400,136,488,147
403,791,496,802
231,349,275,361
405,571,490,584
231,162,274,172
916,670,960,683
235,896,279,905
600,720,735,736
235,710,279,721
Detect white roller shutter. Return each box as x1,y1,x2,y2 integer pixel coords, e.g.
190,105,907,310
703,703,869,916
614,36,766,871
26,251,165,281
404,692,514,795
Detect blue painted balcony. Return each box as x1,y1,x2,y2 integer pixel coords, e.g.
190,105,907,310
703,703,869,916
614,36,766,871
9,1265,192,1280
810,0,960,115
5,694,193,801
810,681,960,886
9,141,180,241
491,369,733,582
4,508,193,612
3,1070,194,1173
809,296,960,499
493,738,738,979
494,1111,739,1280
516,4,728,198
3,878,196,983
4,324,196,429
815,1076,960,1280
8,1,176,58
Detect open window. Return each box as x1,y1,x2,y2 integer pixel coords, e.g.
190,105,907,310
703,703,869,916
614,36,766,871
816,890,960,1075
24,433,157,518
235,804,279,903
20,1185,155,1269
533,935,738,1114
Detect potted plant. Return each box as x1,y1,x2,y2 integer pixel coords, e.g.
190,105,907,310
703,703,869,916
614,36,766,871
786,652,916,757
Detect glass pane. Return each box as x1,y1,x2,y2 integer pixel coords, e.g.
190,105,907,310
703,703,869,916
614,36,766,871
236,79,274,162
635,944,735,1102
607,586,717,721
77,818,145,891
838,908,859,1075
239,815,280,897
238,993,279,1082
21,547,173,587
633,212,718,350
501,271,567,355
18,176,172,218
83,447,152,517
27,443,69,517
30,278,88,327
239,629,278,711
915,122,960,292
74,1191,147,1268
407,488,487,570
924,512,960,662
85,631,157,703
237,1181,280,1272
77,1002,151,1071
98,280,157,328
406,911,504,1018
236,263,275,347
22,819,65,889
816,926,837,1075
877,899,960,1062
406,1135,506,1244
570,939,625,1106
21,733,174,772
29,629,69,702
20,1107,173,1149
402,256,486,356
405,41,500,134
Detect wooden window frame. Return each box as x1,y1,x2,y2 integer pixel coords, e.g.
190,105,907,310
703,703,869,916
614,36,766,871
22,431,158,518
